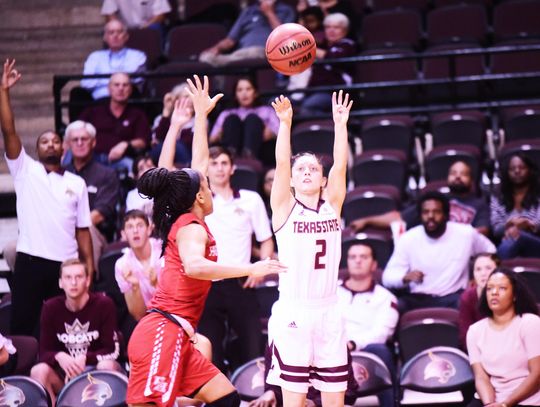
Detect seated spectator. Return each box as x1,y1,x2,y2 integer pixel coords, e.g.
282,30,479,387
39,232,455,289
80,72,151,174
30,259,121,405
199,0,295,67
64,120,120,268
115,210,162,321
0,334,17,378
458,253,500,351
300,13,356,115
299,6,325,46
298,0,357,39
261,167,275,218
210,77,279,159
383,191,496,313
466,268,540,407
101,0,171,31
352,160,492,236
80,20,146,100
151,82,194,165
125,155,156,215
491,153,540,259
337,242,399,407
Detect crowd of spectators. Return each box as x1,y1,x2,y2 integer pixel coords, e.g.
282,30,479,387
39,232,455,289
2,0,540,405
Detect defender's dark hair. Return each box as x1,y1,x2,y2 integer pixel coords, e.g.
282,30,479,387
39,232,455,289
478,268,539,318
137,167,200,254
499,152,540,212
417,191,450,218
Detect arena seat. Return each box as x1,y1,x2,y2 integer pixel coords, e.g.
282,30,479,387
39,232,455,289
0,376,51,406
56,370,128,407
230,356,266,401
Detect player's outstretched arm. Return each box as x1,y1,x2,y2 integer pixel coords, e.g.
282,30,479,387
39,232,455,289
177,223,287,280
327,90,353,216
270,95,295,230
158,96,193,170
186,75,223,177
0,59,22,159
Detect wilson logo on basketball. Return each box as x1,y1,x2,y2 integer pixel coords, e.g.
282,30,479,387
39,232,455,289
278,38,313,56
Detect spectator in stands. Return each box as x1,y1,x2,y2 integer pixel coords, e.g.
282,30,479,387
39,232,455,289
300,13,356,115
458,253,500,351
337,242,398,407
199,0,295,66
297,0,357,39
151,82,194,165
200,146,274,373
491,153,540,259
80,72,151,174
115,210,162,321
298,6,325,46
262,167,275,218
351,160,491,236
80,20,146,100
101,0,171,31
125,155,156,215
0,334,17,378
466,268,540,407
210,77,279,159
30,259,121,405
383,191,496,313
64,120,120,270
1,59,93,336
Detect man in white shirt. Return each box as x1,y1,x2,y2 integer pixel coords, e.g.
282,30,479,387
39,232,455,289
338,242,399,407
383,191,496,313
1,59,93,336
201,146,274,373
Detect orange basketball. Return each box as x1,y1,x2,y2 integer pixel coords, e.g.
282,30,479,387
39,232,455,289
265,23,317,76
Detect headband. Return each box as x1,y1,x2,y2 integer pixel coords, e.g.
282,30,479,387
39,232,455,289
182,168,201,208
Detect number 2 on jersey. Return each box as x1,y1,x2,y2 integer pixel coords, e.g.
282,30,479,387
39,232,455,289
314,239,326,269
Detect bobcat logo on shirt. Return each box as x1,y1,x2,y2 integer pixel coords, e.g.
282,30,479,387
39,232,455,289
424,352,456,384
0,380,25,407
57,319,100,359
81,374,113,406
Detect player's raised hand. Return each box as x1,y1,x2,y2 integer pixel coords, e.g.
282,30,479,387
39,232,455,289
186,75,223,116
332,90,353,126
170,96,193,129
250,258,287,278
1,59,22,90
271,95,293,124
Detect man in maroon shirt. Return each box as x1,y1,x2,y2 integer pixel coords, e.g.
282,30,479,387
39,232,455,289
79,72,150,174
30,259,121,405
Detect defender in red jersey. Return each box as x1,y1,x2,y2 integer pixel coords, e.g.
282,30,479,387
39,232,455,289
126,76,286,407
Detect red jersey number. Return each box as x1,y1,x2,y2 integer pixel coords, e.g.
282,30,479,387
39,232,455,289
315,239,326,270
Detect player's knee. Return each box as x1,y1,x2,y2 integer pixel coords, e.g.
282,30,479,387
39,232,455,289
206,391,240,407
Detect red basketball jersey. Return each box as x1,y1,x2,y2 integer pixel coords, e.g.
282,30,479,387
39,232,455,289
149,213,218,327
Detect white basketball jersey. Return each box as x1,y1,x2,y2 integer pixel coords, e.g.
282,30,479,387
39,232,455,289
275,200,342,301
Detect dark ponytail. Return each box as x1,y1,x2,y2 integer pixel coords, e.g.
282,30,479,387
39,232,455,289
137,167,201,254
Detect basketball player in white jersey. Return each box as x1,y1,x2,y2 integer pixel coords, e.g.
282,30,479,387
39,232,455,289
267,91,353,407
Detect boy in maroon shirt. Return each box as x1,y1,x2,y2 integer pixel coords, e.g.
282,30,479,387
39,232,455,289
30,259,121,405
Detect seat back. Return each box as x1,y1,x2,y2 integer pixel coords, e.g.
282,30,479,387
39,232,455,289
342,186,400,226
350,351,393,398
341,233,394,269
231,158,263,192
352,150,407,191
400,346,474,393
0,376,51,406
166,23,228,61
362,9,422,49
56,370,128,407
493,0,540,41
230,357,266,401
498,139,540,172
8,335,39,375
425,145,480,183
426,4,488,44
126,28,162,68
291,128,335,157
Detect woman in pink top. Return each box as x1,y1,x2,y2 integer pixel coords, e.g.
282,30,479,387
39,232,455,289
458,253,500,350
209,77,278,161
466,268,540,407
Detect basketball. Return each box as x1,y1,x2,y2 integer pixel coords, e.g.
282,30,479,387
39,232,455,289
265,23,317,76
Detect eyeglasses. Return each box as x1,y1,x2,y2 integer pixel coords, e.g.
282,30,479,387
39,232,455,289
70,137,92,144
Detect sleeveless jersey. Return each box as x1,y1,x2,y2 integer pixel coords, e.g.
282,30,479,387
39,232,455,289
149,213,218,327
275,199,342,301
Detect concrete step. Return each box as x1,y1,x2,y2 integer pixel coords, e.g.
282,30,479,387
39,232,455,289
2,5,103,29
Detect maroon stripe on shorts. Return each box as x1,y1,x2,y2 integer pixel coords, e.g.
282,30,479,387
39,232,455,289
280,373,310,383
310,373,349,383
273,343,310,374
311,364,348,373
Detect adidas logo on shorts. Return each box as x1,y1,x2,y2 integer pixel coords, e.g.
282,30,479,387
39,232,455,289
288,321,297,328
